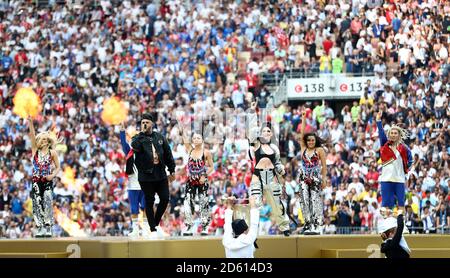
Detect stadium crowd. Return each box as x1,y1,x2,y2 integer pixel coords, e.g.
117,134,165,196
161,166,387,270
0,0,449,238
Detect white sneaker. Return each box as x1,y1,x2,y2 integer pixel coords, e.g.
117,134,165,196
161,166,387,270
182,225,193,236
128,228,140,238
44,226,52,238
141,225,151,238
35,227,45,238
155,226,168,238
402,224,410,234
145,231,159,239
309,225,320,235
200,225,209,236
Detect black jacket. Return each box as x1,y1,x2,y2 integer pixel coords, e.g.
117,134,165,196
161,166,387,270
380,215,410,258
131,131,175,182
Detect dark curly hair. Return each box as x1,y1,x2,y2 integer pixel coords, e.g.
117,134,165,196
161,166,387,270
302,133,324,148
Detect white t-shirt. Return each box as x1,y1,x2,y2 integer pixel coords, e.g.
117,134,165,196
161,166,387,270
383,91,395,105
330,128,343,144
380,148,406,183
398,48,411,64
435,95,446,108
223,209,258,258
344,40,353,56
348,182,364,195
439,47,448,61
127,172,141,191
336,189,348,202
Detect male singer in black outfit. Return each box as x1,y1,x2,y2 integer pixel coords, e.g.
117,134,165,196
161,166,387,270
131,113,175,235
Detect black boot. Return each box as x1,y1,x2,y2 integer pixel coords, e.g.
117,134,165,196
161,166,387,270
283,230,291,237
299,223,311,235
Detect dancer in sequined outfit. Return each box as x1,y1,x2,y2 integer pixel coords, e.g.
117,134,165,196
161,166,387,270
247,101,291,236
28,116,61,237
181,129,214,236
297,111,327,235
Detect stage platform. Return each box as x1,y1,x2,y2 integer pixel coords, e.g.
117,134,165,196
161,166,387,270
1,235,450,258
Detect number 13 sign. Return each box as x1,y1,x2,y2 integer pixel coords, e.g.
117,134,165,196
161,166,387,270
287,75,374,100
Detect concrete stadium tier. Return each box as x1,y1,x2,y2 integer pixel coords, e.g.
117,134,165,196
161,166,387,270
0,235,449,258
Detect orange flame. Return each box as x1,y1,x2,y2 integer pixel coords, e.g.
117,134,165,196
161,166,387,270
13,87,42,119
61,166,75,187
101,97,128,125
54,207,87,237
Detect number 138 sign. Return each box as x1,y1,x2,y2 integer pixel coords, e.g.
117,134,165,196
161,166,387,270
287,75,374,100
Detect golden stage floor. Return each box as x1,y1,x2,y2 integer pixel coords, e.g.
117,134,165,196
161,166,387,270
1,235,450,258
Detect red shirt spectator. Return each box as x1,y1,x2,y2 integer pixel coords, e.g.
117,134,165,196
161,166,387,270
14,51,28,65
323,37,334,55
159,1,169,19
109,150,124,162
366,169,379,190
211,204,225,230
350,17,363,35
54,102,64,115
60,85,74,95
244,170,252,187
147,43,159,57
210,166,226,180
245,70,258,90
359,209,373,228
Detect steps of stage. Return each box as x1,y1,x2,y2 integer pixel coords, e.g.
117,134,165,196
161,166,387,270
321,248,450,258
1,235,450,258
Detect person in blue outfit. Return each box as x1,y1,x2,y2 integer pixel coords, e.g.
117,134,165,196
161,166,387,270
119,122,150,238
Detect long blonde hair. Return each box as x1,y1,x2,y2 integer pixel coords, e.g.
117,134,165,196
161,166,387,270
387,124,409,144
35,131,62,150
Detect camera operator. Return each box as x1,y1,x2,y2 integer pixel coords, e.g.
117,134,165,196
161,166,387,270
131,113,175,238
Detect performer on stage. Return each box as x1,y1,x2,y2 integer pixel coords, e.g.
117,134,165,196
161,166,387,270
376,111,413,215
223,196,259,258
28,116,61,237
379,210,411,258
180,129,214,236
297,111,327,235
247,101,290,236
119,122,151,238
131,113,176,238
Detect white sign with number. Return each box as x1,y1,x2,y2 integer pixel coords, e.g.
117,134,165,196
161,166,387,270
287,74,375,100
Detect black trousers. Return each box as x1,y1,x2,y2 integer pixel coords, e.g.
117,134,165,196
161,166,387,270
140,179,170,232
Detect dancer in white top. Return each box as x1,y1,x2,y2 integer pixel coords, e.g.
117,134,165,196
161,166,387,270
223,196,259,258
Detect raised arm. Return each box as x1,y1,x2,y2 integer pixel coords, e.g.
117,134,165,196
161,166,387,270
375,111,388,146
222,196,259,250
28,116,37,155
247,101,260,146
119,122,131,155
299,111,306,150
178,123,193,154
222,197,236,248
392,213,404,246
245,196,260,243
222,208,235,247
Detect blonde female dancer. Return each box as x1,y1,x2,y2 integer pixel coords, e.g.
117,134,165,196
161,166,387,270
28,116,61,237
